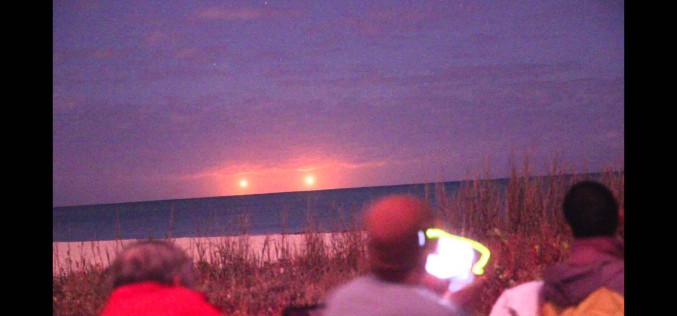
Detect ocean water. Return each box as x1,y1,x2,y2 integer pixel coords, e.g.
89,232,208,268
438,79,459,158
53,181,470,242
53,172,616,242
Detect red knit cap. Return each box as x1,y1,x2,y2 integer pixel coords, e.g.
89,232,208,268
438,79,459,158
364,195,434,273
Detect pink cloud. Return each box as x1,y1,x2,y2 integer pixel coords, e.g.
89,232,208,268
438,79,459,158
91,49,122,59
53,95,85,112
194,7,264,20
192,6,303,21
145,31,171,47
175,47,199,59
176,155,394,197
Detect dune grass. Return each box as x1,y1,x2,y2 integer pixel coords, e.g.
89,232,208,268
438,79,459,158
53,160,624,316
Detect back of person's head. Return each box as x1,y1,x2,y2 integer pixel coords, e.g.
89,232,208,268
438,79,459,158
109,239,196,289
562,181,619,238
363,195,435,282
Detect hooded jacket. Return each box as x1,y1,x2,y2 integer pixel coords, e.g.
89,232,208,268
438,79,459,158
540,236,624,307
488,236,624,316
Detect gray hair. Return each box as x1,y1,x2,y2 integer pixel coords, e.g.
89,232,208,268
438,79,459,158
110,239,196,289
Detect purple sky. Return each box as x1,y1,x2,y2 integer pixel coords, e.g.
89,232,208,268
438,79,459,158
53,1,624,207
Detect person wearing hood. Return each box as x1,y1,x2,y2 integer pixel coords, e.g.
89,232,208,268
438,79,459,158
488,180,624,316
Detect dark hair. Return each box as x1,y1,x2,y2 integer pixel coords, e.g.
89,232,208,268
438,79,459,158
110,239,196,289
562,181,619,238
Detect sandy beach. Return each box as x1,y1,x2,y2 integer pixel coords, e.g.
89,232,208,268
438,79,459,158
53,232,365,275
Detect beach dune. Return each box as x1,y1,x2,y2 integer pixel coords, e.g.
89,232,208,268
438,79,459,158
53,232,365,275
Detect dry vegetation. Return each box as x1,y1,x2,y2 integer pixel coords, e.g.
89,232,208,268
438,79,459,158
53,160,624,316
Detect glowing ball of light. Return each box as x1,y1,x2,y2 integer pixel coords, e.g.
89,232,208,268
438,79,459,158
304,176,314,185
239,180,248,188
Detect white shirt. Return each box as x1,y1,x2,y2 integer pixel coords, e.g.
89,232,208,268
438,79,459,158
489,280,543,316
323,274,463,316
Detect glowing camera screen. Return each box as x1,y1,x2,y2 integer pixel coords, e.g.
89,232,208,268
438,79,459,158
423,228,491,291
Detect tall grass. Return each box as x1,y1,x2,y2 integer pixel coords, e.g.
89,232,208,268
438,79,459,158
53,160,624,316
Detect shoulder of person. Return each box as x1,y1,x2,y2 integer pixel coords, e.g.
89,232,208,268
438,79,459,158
541,287,623,316
488,280,543,316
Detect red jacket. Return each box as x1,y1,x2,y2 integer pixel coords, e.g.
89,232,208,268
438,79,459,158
100,282,223,316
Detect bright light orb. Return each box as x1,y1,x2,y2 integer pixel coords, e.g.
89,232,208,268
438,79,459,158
304,176,315,185
239,180,248,188
425,237,475,280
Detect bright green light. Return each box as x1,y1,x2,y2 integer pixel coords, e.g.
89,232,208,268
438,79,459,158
425,228,491,275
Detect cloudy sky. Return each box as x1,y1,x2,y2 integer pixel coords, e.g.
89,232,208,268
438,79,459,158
53,1,624,207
